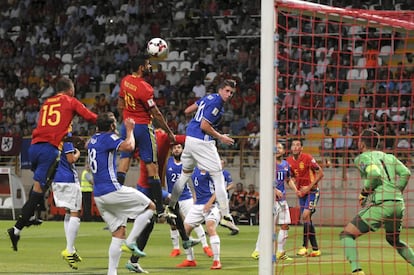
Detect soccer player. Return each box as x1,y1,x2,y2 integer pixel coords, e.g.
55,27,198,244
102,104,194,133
167,79,236,225
340,129,414,275
125,130,198,273
287,139,324,257
251,142,299,261
116,54,175,218
7,77,97,251
87,112,155,275
176,166,223,270
51,134,83,269
166,143,213,258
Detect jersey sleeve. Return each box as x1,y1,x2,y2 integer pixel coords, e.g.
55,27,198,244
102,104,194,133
202,96,221,125
393,154,411,191
71,97,97,123
63,142,75,155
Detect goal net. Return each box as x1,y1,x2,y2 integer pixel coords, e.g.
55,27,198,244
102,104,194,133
273,0,414,274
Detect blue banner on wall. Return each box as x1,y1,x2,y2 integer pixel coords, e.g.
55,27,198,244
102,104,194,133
20,138,32,170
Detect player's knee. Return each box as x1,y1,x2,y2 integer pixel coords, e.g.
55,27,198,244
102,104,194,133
280,224,289,230
385,233,400,247
339,230,356,240
147,201,156,211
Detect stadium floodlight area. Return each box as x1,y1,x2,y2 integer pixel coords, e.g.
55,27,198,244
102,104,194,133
257,0,414,274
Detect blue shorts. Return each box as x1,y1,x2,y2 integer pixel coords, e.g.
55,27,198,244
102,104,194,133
299,188,320,214
120,122,157,163
29,143,60,188
137,185,169,201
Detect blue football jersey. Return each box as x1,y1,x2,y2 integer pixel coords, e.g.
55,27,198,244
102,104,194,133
186,94,224,141
274,160,291,201
54,142,78,183
223,169,232,188
165,157,192,201
191,167,215,205
87,132,123,197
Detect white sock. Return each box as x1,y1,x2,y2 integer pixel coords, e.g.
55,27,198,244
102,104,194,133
277,229,288,253
108,237,123,275
194,225,208,247
126,209,153,245
210,171,229,216
209,234,220,261
169,172,191,208
184,247,195,261
255,232,260,251
64,214,70,235
13,226,21,236
66,216,80,253
170,229,180,249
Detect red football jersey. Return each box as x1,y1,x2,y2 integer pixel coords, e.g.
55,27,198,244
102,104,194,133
120,74,154,124
286,153,319,189
31,94,97,148
138,130,186,188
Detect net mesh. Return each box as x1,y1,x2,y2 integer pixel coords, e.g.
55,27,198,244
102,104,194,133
274,1,414,274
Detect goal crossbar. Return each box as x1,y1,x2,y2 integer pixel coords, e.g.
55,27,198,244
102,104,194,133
276,0,414,34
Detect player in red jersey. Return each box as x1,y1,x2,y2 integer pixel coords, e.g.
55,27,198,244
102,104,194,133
286,139,324,257
7,77,97,251
126,129,198,273
116,55,175,218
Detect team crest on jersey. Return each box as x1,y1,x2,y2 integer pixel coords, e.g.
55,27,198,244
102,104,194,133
1,136,13,152
299,162,305,169
147,98,155,107
212,107,219,116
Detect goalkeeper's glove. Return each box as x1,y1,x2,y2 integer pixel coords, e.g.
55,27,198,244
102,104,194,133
359,191,369,207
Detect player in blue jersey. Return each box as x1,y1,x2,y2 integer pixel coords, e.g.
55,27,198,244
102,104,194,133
51,134,82,269
166,143,213,258
176,166,222,270
251,142,299,261
167,79,236,226
87,112,155,275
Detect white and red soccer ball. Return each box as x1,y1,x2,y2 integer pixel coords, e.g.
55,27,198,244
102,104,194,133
146,38,168,58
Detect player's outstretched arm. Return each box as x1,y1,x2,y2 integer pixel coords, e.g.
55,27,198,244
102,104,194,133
150,105,176,143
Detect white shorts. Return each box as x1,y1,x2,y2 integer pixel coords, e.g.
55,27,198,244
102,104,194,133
94,186,151,233
179,198,193,217
184,204,221,228
274,200,291,225
181,136,222,173
52,182,82,211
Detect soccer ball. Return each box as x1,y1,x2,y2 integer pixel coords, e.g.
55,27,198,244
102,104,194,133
146,38,168,58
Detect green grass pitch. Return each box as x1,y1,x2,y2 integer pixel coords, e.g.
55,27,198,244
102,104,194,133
0,221,413,274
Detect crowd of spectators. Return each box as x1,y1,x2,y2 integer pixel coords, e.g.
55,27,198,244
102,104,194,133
0,0,413,166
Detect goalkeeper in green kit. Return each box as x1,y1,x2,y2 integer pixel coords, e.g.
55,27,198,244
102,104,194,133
340,129,414,275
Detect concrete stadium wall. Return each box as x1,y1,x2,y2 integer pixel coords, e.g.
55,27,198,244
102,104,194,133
18,167,414,227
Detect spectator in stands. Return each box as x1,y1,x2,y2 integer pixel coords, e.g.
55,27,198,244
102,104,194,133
343,100,362,133
323,86,335,122
192,79,206,99
333,126,354,167
377,113,397,150
166,66,181,87
14,81,29,102
364,41,379,80
230,182,248,224
247,125,260,162
39,79,55,103
230,114,248,136
320,127,334,168
246,184,260,225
